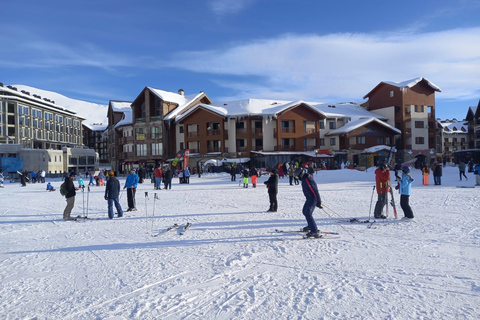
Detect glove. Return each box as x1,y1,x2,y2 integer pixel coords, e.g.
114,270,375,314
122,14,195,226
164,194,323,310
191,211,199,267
104,196,108,200
316,203,323,209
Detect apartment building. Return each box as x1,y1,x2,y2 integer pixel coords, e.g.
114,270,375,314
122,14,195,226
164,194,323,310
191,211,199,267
363,77,441,163
436,118,468,162
465,102,480,149
0,83,98,174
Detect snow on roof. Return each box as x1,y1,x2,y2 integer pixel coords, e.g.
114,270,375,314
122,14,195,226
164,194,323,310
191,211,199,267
148,88,208,120
12,84,108,124
437,119,468,133
363,77,441,99
175,103,228,122
212,99,324,117
110,101,132,112
325,117,401,136
310,102,386,120
362,145,393,153
114,109,132,128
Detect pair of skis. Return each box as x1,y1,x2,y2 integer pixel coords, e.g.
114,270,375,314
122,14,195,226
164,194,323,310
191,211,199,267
153,222,192,237
274,229,340,240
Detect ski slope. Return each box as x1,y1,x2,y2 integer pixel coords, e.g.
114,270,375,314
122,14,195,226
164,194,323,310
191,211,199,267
1,166,479,319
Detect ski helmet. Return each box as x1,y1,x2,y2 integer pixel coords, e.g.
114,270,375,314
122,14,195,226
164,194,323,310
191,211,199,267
402,166,410,173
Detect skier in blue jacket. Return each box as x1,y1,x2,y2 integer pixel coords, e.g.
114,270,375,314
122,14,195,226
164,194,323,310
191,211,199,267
296,167,322,238
124,168,139,212
397,166,414,220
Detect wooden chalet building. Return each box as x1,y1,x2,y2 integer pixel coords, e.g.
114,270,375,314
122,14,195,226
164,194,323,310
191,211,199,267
363,77,441,163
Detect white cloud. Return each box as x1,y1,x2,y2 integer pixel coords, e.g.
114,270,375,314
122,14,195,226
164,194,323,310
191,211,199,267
170,28,480,102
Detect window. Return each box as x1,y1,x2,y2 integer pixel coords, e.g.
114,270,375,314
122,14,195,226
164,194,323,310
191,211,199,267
415,137,425,144
136,144,147,156
415,121,424,128
179,126,184,133
330,138,336,146
414,105,424,113
151,143,163,156
136,128,147,140
329,122,336,129
319,138,325,146
319,121,325,129
390,91,394,97
151,126,162,139
358,136,366,144
377,137,384,144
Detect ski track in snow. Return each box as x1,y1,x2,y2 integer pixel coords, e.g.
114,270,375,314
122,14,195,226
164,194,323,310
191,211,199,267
1,167,480,319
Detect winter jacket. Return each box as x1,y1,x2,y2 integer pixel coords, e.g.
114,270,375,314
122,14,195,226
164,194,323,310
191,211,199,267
265,173,278,194
124,173,139,188
375,168,391,194
65,178,76,198
105,176,121,199
434,164,443,176
458,162,466,171
184,167,190,177
399,173,413,196
154,168,163,178
474,165,480,175
301,175,321,206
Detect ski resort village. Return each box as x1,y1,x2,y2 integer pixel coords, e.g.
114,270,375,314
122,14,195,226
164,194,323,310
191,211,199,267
1,76,480,319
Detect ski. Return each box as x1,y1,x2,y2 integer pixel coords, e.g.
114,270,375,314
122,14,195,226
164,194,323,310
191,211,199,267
274,229,339,235
180,222,192,235
74,215,100,221
278,234,340,241
389,186,398,219
153,223,179,237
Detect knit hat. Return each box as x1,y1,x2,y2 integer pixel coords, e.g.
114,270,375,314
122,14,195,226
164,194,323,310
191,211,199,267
402,166,410,173
108,171,115,177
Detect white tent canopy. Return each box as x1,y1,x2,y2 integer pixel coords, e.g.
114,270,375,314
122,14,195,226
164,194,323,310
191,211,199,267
203,158,251,166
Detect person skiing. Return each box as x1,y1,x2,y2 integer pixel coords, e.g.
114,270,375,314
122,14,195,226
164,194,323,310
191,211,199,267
124,168,139,211
295,167,322,238
63,172,79,220
264,169,278,212
458,161,468,181
105,171,123,219
242,167,250,188
373,163,390,219
397,166,414,220
250,166,258,188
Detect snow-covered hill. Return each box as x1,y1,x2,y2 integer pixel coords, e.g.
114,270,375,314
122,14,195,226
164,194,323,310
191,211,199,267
12,85,108,130
1,166,480,319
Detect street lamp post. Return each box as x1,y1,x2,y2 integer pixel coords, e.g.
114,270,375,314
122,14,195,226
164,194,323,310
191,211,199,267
314,149,318,174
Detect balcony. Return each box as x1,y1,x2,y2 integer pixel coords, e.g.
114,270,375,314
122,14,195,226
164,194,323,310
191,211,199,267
207,147,221,153
135,117,145,123
236,128,247,135
274,145,296,151
150,116,162,122
207,129,220,136
187,131,199,137
252,128,263,135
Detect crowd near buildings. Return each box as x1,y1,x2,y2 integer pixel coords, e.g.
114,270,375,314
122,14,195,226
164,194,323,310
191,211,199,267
1,77,479,179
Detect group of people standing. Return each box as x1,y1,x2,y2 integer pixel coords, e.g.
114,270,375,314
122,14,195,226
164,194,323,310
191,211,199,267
374,164,414,221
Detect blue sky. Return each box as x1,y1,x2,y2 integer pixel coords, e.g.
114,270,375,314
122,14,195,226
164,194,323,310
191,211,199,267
1,0,479,120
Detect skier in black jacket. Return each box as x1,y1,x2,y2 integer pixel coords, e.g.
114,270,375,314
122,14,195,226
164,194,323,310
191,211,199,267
104,171,123,219
264,169,278,212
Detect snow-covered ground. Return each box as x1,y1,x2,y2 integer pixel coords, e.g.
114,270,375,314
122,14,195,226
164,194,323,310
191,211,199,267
1,166,480,320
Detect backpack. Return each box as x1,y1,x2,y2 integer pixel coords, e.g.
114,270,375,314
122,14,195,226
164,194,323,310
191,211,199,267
60,181,68,196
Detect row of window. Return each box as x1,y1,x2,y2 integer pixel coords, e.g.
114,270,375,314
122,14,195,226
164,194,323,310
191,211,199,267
123,143,163,156
15,105,81,126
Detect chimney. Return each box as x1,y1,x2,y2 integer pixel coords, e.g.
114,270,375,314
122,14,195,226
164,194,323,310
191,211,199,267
178,88,184,96
0,82,3,87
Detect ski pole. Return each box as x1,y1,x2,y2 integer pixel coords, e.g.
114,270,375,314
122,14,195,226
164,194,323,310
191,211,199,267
86,186,90,217
368,185,375,222
321,206,356,239
145,192,149,233
152,193,159,233
82,187,85,216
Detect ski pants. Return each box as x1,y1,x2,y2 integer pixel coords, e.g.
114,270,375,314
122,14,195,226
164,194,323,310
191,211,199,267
268,192,278,211
373,193,387,218
400,194,414,219
459,170,468,180
127,187,136,209
251,175,257,187
302,198,318,233
108,198,123,219
63,196,75,219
